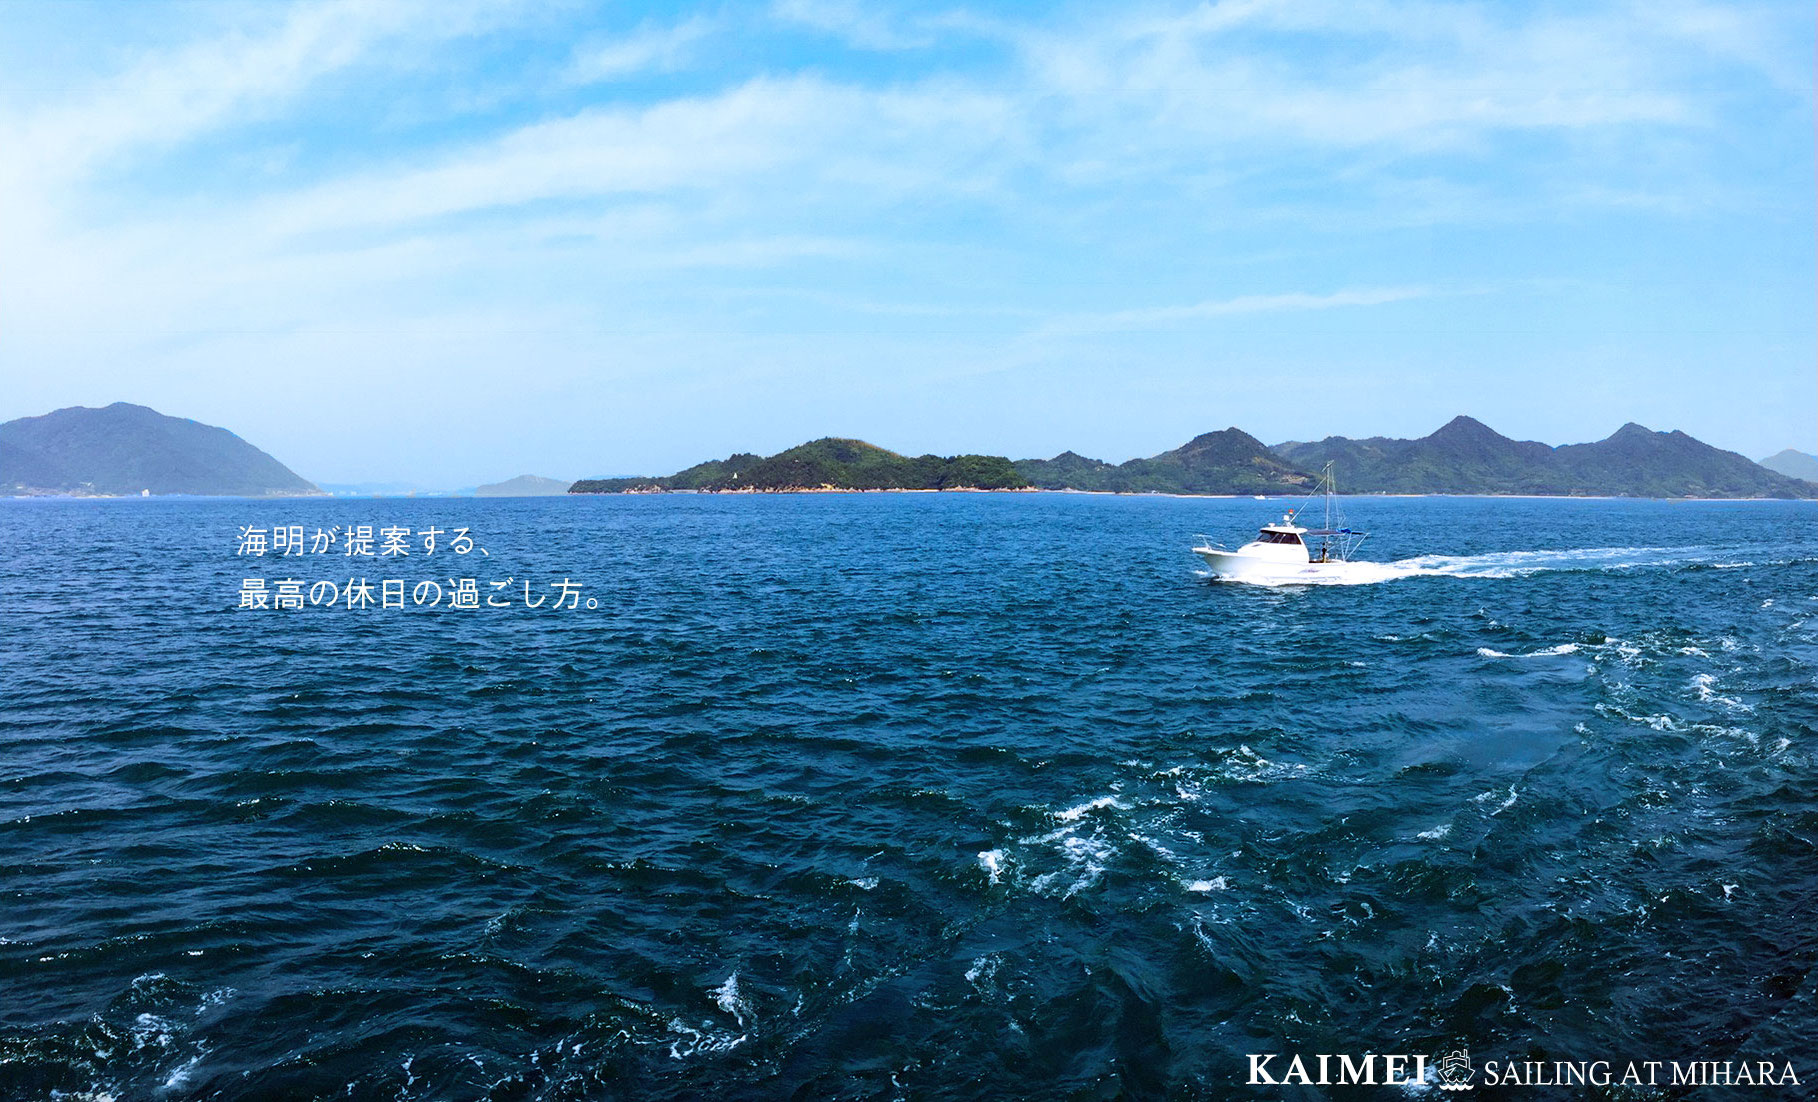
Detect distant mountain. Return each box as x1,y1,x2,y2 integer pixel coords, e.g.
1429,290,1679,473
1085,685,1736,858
570,438,1028,493
1017,428,1313,494
476,474,570,497
318,481,465,497
1274,416,1561,495
0,403,319,497
1275,417,1813,498
1759,449,1818,483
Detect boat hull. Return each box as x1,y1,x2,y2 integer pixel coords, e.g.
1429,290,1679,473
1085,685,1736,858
1194,547,1359,584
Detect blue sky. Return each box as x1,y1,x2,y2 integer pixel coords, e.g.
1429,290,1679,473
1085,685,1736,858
0,0,1811,485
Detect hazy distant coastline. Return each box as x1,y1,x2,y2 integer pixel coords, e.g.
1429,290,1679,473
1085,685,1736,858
3,403,1812,501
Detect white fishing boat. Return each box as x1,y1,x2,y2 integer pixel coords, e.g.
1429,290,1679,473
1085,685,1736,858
1192,463,1369,584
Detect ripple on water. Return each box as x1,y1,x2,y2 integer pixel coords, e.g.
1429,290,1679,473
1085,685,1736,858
1,495,1815,1097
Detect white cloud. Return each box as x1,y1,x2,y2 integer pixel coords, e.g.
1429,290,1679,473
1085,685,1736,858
1007,0,1707,162
0,0,1806,475
7,0,519,185
205,74,1025,244
1031,287,1433,340
565,16,719,84
771,0,935,50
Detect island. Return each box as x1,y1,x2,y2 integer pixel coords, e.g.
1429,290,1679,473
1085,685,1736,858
1759,448,1818,483
0,403,320,497
571,438,1028,493
572,417,1817,499
475,474,572,497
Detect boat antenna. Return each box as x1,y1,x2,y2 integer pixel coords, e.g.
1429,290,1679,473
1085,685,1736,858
1324,461,1336,534
1290,462,1333,525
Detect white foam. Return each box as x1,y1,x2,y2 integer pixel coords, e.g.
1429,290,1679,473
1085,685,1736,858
1690,673,1751,712
1595,702,1681,730
965,953,1000,986
1478,643,1580,659
1473,785,1519,815
1418,823,1452,840
712,973,752,1028
1185,876,1229,892
1050,834,1114,898
160,1053,203,1092
977,849,1005,884
132,1012,176,1051
666,1018,747,1060
1055,796,1124,822
1220,744,1308,784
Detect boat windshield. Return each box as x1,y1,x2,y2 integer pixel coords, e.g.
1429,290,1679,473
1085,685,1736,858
1256,529,1303,545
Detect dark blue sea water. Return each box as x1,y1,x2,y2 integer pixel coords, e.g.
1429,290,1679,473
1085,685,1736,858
2,494,1815,1100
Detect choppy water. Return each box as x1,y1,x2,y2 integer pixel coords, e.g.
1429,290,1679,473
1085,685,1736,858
1,494,1814,1100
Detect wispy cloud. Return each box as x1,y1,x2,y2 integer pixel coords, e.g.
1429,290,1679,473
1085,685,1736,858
1032,287,1434,340
771,0,936,50
0,0,1806,479
8,0,517,185
204,74,1025,246
1007,0,1707,162
565,15,720,84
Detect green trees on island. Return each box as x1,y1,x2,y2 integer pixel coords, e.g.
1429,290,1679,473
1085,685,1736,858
569,438,1027,493
569,419,1818,498
1273,417,1813,498
1016,428,1314,495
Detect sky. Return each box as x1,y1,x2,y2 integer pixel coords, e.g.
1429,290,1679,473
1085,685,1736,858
0,0,1812,486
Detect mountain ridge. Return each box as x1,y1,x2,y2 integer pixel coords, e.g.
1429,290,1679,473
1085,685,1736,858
0,403,319,497
1018,427,1313,494
571,438,1027,493
575,419,1814,499
1274,418,1809,498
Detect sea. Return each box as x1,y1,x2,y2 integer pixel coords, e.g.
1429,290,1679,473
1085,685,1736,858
1,493,1813,1100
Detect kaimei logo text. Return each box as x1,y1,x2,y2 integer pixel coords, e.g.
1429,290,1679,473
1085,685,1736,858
1247,1054,1427,1087
1246,1051,1801,1091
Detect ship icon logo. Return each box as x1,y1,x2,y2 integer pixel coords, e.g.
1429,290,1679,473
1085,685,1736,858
1436,1049,1475,1091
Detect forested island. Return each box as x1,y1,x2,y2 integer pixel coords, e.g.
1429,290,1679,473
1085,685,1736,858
570,438,1027,493
571,417,1816,499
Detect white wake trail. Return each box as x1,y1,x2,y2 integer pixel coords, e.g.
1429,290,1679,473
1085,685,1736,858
1203,545,1755,587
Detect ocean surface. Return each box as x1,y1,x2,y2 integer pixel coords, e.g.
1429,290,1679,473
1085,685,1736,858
1,493,1814,1100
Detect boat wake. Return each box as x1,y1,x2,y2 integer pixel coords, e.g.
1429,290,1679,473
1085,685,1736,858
1199,545,1780,587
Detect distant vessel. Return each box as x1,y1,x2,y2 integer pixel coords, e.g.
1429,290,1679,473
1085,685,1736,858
1192,463,1368,583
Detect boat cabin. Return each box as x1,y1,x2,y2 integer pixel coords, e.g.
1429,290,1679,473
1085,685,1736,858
1238,515,1355,564
1234,517,1313,563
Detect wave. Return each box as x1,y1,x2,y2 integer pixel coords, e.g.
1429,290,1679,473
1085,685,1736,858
1475,643,1581,658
